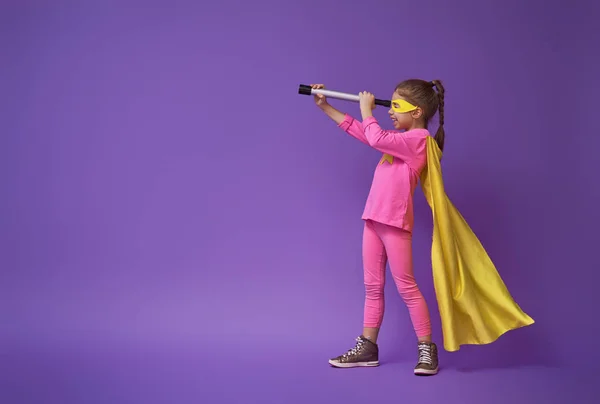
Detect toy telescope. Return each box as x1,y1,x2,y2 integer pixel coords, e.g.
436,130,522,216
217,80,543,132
298,84,391,108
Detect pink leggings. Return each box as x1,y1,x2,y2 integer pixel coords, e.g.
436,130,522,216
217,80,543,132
362,219,431,337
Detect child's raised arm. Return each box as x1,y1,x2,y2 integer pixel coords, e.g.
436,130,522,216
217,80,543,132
357,91,427,169
312,84,369,145
361,116,428,169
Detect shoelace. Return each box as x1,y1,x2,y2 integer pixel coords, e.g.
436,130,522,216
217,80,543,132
342,337,365,357
418,344,432,365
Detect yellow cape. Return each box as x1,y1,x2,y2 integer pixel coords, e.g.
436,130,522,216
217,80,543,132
420,137,534,352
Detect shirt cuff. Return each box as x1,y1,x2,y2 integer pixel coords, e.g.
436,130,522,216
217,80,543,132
362,116,378,126
338,113,353,129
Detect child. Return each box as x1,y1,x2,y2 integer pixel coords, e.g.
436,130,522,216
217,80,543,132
311,80,534,376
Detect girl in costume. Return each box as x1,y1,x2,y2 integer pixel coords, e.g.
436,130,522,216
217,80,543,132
311,80,534,376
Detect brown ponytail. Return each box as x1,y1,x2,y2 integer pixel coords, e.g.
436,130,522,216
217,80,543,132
430,80,445,152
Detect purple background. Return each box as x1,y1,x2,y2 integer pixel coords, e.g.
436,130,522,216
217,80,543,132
2,0,599,403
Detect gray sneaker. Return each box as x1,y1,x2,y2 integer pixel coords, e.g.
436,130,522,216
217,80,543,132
328,336,379,368
414,341,439,375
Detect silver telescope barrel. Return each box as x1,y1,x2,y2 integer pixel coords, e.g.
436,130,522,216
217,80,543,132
298,84,391,108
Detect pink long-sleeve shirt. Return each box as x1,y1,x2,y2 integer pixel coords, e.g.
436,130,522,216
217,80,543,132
338,114,430,232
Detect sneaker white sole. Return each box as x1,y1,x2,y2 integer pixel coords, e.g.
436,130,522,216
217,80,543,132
328,360,379,368
414,367,439,375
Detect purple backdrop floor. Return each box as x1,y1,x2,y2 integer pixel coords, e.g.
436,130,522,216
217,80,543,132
3,341,597,404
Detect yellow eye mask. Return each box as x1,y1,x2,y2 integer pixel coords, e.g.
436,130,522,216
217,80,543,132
391,99,418,113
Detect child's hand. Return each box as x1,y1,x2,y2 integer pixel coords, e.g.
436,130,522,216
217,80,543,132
311,84,328,107
359,91,376,111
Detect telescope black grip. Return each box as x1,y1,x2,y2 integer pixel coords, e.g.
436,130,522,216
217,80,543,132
375,98,391,108
298,84,313,96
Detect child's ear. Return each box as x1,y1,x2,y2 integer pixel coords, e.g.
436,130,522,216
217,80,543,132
411,107,423,119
